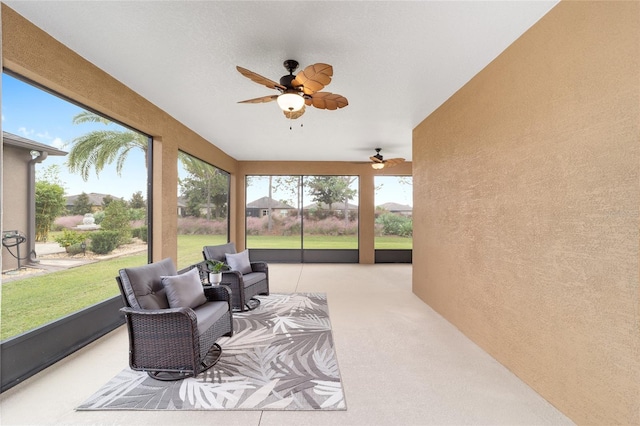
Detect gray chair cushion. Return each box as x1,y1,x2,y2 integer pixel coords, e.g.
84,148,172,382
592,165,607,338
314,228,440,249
225,250,252,275
193,301,229,335
242,272,266,287
121,257,177,310
203,242,236,262
161,267,207,309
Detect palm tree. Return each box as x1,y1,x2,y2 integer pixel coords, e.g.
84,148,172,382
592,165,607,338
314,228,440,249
67,111,148,181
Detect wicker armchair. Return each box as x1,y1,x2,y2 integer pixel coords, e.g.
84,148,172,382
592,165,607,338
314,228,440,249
203,243,269,311
116,258,233,381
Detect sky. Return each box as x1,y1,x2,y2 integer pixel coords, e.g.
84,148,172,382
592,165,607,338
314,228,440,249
2,73,147,200
3,73,412,207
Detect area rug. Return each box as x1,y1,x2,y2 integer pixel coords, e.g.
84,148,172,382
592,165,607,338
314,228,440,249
76,293,346,411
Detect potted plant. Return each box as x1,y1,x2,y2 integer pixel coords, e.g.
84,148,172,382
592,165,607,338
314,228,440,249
205,259,228,285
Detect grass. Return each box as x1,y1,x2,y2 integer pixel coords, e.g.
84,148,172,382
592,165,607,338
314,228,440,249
1,233,410,340
176,234,227,268
1,253,146,340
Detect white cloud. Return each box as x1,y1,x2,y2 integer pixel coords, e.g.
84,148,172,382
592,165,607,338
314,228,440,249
51,137,66,149
18,127,34,137
1,114,4,121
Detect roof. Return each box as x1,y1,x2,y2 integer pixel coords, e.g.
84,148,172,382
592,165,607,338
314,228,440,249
3,131,67,156
247,196,295,209
304,202,359,210
65,192,123,206
378,202,412,212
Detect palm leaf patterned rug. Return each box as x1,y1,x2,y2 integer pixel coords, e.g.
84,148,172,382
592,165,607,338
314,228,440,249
77,293,346,411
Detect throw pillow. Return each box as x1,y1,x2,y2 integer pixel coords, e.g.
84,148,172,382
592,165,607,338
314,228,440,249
225,250,252,275
161,267,207,309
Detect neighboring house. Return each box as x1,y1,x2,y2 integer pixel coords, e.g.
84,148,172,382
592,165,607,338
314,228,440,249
377,202,413,217
304,201,358,212
246,196,295,218
177,196,187,217
65,192,123,212
2,131,67,272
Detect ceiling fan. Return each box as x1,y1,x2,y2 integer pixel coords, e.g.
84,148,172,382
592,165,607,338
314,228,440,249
370,148,405,169
236,59,348,119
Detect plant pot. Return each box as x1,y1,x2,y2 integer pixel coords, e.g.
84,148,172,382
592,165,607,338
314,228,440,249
209,272,222,285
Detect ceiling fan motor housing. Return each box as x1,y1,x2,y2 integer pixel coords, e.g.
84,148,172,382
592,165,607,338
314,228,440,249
373,148,384,161
280,74,297,89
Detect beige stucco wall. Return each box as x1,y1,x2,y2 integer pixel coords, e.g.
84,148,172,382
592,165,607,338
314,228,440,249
1,145,30,272
412,1,639,424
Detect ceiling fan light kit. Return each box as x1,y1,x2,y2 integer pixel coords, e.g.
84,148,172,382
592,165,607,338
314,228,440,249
237,59,348,119
276,92,305,112
370,148,405,170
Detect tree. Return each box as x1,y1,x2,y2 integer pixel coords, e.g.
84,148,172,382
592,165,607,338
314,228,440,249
307,176,356,211
178,153,228,220
67,111,148,181
101,195,115,209
71,192,92,215
129,191,146,209
35,166,66,242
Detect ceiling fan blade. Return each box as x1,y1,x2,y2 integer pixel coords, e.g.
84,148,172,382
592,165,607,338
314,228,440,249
237,95,278,104
284,105,306,119
309,92,349,110
236,66,286,91
292,63,333,95
384,158,406,168
370,156,383,163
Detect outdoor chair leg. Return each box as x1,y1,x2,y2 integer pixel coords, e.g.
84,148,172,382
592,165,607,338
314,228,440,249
146,343,223,381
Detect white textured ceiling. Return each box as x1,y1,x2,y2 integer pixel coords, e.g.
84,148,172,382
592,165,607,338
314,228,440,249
4,1,557,163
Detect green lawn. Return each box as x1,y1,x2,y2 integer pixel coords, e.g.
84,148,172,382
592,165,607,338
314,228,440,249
1,253,146,340
374,236,413,250
176,234,227,268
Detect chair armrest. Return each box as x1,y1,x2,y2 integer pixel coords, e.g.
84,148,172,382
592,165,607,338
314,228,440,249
220,270,243,285
251,261,268,274
120,306,198,333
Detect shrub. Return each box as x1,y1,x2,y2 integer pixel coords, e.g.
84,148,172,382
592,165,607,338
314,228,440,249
92,210,105,225
131,226,148,242
128,208,146,221
376,213,412,237
53,215,84,230
177,217,228,235
89,231,120,254
53,229,86,251
66,243,86,255
35,182,66,242
304,217,358,236
101,199,131,245
245,216,266,236
282,217,301,236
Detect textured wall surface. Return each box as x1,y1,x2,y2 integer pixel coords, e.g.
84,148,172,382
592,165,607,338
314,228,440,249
412,2,639,424
1,145,29,271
